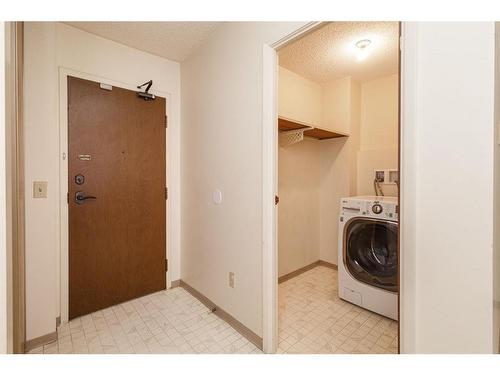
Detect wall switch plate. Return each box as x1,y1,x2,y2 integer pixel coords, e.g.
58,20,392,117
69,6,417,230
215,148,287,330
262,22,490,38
229,272,235,288
33,181,48,198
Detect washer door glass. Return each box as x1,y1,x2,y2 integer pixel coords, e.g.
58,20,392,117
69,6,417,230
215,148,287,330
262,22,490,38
344,218,398,292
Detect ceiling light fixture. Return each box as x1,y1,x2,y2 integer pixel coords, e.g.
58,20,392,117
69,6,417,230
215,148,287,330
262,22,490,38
355,39,372,61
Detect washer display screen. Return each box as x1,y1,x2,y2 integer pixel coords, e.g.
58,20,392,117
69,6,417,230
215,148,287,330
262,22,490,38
344,218,398,292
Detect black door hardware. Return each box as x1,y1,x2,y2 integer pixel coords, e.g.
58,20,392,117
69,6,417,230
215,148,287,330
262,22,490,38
75,174,85,185
75,191,97,205
137,80,155,101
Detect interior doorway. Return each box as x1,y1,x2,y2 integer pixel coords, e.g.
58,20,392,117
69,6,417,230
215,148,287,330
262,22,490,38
265,21,401,354
66,76,167,319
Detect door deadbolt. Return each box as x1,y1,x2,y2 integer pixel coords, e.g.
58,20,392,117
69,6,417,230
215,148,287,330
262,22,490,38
75,174,85,185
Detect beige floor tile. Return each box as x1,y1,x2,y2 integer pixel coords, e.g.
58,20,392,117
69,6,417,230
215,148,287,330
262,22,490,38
278,266,398,354
29,287,260,354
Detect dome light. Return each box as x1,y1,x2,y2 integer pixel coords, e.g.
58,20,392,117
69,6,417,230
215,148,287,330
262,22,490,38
355,39,372,49
355,39,372,61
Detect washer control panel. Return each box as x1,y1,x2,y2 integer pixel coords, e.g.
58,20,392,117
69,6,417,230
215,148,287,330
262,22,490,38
340,197,398,220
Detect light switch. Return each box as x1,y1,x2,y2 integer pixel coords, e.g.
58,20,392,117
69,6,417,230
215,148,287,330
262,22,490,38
33,181,48,198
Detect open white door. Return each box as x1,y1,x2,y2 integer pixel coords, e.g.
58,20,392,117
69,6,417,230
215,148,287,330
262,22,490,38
262,43,278,354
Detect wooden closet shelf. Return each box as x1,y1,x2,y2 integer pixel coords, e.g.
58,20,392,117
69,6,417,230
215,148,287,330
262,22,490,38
278,117,348,140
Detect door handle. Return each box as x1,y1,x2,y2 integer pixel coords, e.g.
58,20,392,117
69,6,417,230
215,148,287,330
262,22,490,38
75,191,97,205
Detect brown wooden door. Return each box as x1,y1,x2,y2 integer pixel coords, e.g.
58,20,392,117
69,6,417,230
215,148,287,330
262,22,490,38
68,76,166,319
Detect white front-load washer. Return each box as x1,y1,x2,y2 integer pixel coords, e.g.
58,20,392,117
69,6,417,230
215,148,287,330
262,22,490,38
338,196,398,320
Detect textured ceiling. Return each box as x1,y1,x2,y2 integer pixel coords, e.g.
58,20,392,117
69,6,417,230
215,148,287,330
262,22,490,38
64,22,222,62
278,22,399,83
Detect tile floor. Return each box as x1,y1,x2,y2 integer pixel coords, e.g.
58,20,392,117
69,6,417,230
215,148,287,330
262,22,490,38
28,265,397,355
28,287,261,354
278,266,398,354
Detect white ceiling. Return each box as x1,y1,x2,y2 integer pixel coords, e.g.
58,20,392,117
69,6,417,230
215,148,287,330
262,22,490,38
278,22,399,83
64,22,222,62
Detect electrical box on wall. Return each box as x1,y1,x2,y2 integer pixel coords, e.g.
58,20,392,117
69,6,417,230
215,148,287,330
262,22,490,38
388,169,399,184
374,169,398,185
374,170,385,183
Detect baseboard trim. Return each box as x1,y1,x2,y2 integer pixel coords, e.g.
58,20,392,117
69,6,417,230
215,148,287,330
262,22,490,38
170,279,181,288
278,260,338,284
179,280,263,350
25,331,57,353
317,260,338,270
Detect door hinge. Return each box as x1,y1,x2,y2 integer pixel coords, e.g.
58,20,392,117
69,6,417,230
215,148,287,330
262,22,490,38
165,115,168,128
275,195,279,205
165,259,168,271
165,187,168,200
67,192,69,204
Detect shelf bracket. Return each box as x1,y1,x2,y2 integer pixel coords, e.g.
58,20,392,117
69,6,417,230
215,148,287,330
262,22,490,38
279,126,313,147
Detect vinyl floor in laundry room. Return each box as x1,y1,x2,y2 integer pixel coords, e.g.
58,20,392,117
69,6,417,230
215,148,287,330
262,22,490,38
278,266,399,354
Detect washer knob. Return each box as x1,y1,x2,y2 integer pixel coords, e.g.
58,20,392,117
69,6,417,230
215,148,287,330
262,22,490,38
372,203,383,214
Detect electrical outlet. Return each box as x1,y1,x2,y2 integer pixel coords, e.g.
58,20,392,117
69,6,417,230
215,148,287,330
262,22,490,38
33,181,48,198
229,272,235,288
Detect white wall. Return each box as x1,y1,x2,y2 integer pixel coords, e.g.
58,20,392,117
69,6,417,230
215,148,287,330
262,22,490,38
277,71,359,270
322,77,353,134
401,22,495,353
493,21,500,354
278,139,320,276
279,70,399,201
23,22,181,341
0,22,7,354
319,77,360,264
277,68,358,271
349,80,361,197
278,135,350,271
318,138,350,264
360,74,399,151
322,76,361,197
278,66,322,126
358,74,399,197
181,22,307,337
24,21,58,343
278,70,399,270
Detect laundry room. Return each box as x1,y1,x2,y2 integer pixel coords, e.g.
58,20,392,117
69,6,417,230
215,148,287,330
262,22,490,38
276,22,400,354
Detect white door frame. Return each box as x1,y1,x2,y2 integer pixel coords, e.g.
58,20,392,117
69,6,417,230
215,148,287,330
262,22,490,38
398,22,417,354
262,22,413,353
58,67,173,323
